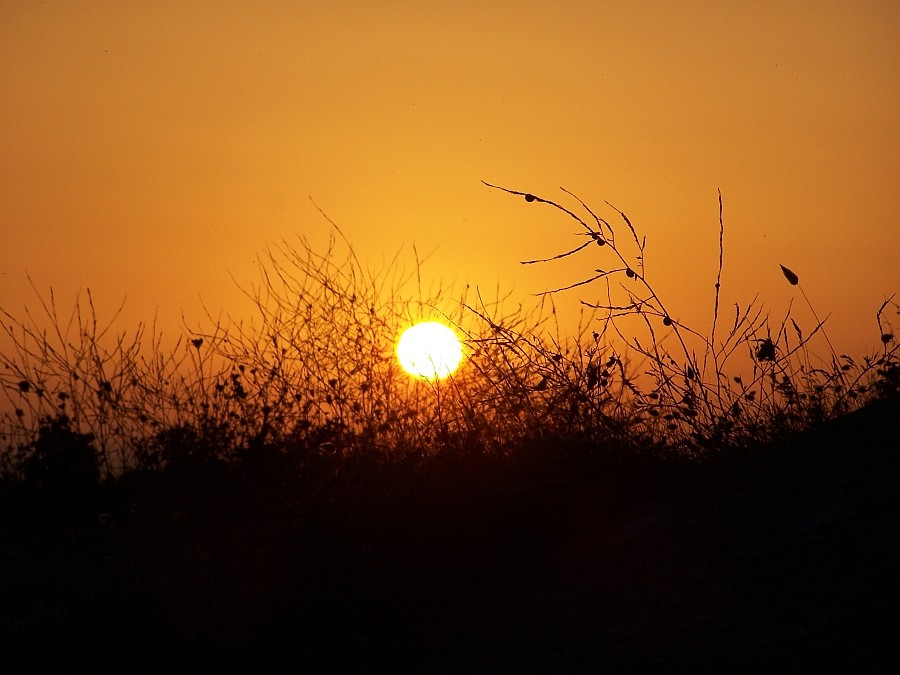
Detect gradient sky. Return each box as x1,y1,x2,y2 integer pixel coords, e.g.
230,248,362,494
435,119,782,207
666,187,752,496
2,1,898,359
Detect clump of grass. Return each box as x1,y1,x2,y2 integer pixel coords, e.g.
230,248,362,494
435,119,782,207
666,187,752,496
0,281,169,476
2,187,897,484
1,214,629,477
483,181,899,454
185,214,644,460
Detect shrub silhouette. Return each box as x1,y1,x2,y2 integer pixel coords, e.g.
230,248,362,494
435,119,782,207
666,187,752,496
135,419,232,473
19,414,99,494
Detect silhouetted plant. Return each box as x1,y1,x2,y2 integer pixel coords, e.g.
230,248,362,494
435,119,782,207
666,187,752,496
0,282,200,474
484,182,899,452
18,414,99,494
1,187,897,479
133,417,234,474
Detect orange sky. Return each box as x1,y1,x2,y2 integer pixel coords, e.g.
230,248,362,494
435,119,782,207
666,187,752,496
2,1,898,360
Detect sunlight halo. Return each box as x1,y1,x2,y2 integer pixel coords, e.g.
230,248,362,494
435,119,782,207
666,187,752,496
396,321,463,380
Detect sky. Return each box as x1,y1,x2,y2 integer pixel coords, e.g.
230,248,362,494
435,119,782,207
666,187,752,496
2,0,898,362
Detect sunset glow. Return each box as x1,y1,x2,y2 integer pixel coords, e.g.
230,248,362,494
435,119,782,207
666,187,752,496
1,1,898,359
1,5,897,666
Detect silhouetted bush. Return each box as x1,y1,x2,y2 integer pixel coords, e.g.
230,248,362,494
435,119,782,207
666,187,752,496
134,417,234,473
19,414,99,495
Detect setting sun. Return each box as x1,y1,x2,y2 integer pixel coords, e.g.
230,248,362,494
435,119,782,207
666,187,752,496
396,321,463,380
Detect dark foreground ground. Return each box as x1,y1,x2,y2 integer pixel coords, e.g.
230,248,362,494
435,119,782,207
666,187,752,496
2,396,898,673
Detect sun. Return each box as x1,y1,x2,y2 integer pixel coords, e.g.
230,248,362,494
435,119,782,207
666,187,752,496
396,321,464,380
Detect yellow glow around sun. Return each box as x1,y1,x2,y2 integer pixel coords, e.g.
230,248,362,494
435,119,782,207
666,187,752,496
396,321,463,380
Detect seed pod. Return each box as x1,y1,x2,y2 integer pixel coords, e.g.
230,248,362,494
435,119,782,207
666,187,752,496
524,193,535,202
779,264,799,286
662,316,673,326
589,232,606,246
625,268,635,279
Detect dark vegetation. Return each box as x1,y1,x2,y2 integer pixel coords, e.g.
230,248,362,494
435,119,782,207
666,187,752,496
2,186,898,672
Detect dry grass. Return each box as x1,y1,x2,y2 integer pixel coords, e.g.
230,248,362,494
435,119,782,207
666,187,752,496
482,182,899,454
2,187,898,482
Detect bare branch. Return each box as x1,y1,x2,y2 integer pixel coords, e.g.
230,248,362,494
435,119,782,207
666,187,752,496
520,241,592,265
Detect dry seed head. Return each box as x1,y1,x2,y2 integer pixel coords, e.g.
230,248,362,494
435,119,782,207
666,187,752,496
755,338,777,361
779,264,799,286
